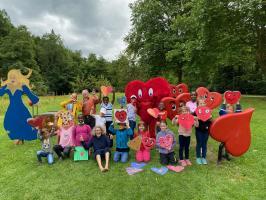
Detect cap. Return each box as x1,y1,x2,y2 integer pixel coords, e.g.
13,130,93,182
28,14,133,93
130,95,137,99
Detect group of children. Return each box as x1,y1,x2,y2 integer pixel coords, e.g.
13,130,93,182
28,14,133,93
36,89,241,172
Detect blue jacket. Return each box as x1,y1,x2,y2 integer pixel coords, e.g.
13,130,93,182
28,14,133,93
219,103,242,116
109,124,133,150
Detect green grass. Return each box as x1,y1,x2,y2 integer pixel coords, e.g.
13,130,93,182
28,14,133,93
0,94,265,200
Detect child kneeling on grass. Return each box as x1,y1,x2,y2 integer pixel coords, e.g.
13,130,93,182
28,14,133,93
81,126,110,172
156,121,177,165
109,122,133,163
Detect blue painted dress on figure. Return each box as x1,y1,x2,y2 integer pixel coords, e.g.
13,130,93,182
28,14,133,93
0,85,39,140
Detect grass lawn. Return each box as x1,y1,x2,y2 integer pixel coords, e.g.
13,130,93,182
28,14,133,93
0,94,265,200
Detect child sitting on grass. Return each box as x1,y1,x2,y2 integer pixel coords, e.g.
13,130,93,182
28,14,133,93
109,122,133,163
37,126,56,165
81,126,110,172
172,106,199,167
156,121,177,165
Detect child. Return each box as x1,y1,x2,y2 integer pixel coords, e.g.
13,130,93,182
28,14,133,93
195,100,212,165
172,106,199,167
37,126,55,165
127,95,137,139
186,91,197,114
217,99,242,164
109,122,133,163
100,89,115,146
72,114,92,147
156,101,168,133
53,115,75,160
135,121,152,162
156,121,177,165
81,126,110,172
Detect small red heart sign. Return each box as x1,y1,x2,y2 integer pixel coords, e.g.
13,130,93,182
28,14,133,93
224,91,241,105
195,106,212,122
178,113,195,129
159,135,173,150
115,110,127,122
80,152,84,156
101,86,113,96
147,108,160,118
142,136,156,150
210,108,254,156
205,92,222,109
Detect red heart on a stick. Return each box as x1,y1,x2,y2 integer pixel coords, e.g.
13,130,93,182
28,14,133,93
178,113,195,129
159,135,173,150
177,93,191,104
224,91,241,105
161,97,179,120
195,106,212,122
115,110,127,122
101,86,113,96
205,92,222,109
142,136,156,150
170,83,189,98
210,108,254,156
147,108,160,118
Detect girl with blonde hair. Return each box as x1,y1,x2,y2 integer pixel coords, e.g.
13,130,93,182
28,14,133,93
80,125,111,172
0,68,39,143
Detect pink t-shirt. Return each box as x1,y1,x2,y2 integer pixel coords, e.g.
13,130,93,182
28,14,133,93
58,126,75,147
73,124,92,146
186,101,197,113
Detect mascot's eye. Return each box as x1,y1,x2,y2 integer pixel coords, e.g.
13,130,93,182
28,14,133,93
206,109,210,113
171,104,176,111
172,89,176,94
204,93,208,99
138,89,142,98
179,89,183,93
148,88,153,96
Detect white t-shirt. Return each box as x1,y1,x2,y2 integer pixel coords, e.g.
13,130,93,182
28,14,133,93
186,101,197,113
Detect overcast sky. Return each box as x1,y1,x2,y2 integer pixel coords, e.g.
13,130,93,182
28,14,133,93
0,0,135,60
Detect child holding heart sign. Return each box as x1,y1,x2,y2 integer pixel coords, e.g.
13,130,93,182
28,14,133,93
156,121,177,165
172,106,199,167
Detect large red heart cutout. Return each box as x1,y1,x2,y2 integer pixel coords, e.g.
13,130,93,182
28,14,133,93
115,110,127,123
205,92,222,109
125,77,171,138
101,86,113,96
224,91,241,105
159,135,173,150
177,113,195,129
195,106,212,122
177,93,191,104
147,108,160,118
210,108,254,156
196,87,209,100
142,136,156,150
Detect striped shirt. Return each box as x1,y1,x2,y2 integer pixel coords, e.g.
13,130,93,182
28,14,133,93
101,103,113,122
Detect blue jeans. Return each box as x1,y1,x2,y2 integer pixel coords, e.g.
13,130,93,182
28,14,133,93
37,150,53,164
195,130,209,158
114,151,128,163
129,120,136,140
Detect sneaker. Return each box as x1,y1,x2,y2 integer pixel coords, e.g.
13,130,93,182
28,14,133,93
185,159,192,166
201,158,208,165
179,160,187,167
196,158,202,165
